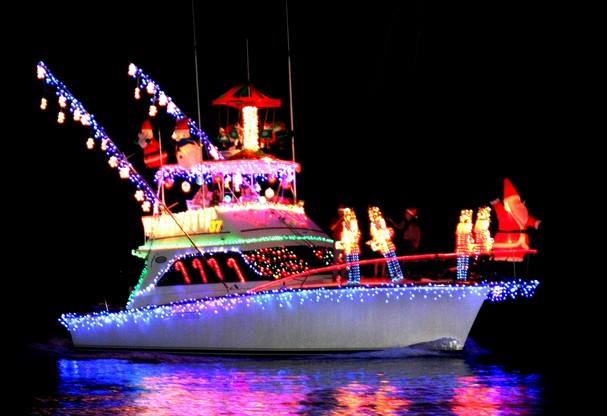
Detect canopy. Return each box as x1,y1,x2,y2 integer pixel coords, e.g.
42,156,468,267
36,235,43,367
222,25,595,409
155,159,300,183
212,83,281,109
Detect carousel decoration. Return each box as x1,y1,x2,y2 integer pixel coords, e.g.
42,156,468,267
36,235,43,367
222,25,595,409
212,83,282,156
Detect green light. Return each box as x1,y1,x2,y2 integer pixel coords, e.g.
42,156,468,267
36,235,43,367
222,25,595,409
134,234,334,253
127,265,149,307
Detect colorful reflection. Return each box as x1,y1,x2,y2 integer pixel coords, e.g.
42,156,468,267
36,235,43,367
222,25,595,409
132,372,306,415
451,374,539,416
332,381,411,415
28,355,544,415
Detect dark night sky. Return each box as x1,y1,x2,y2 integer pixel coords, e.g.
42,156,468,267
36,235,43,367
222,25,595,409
14,0,559,345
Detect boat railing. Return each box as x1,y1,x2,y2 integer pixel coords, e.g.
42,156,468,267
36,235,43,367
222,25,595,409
249,248,538,293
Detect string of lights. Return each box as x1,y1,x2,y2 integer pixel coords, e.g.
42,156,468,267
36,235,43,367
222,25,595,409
63,280,539,332
367,206,404,282
36,61,158,211
127,63,223,160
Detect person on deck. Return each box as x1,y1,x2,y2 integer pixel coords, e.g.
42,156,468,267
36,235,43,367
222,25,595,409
228,122,243,150
217,127,230,150
388,208,421,255
388,208,421,278
189,183,212,209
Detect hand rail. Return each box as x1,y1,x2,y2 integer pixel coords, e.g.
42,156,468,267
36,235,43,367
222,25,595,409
250,248,538,293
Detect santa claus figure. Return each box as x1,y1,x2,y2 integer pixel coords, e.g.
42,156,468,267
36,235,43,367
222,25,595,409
491,178,541,261
172,118,202,168
138,120,168,169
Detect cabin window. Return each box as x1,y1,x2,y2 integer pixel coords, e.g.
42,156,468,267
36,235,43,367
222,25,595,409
156,247,335,286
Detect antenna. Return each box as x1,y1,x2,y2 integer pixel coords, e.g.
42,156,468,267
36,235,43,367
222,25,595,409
285,0,295,163
191,0,203,130
246,38,251,83
285,0,297,202
192,0,207,205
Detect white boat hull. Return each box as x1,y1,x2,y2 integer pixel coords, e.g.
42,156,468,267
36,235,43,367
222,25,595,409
64,285,489,353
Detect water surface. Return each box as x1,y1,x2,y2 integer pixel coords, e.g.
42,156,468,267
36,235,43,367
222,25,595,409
25,346,544,415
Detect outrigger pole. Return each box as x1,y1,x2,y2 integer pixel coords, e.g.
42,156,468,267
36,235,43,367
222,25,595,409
37,62,230,294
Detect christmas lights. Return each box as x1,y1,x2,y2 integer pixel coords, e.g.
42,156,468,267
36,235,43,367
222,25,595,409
242,106,260,151
154,159,299,187
126,265,149,307
474,206,493,255
455,209,474,280
192,258,208,283
62,280,539,332
135,233,333,252
127,63,223,160
242,247,310,279
174,261,191,284
130,244,335,300
36,62,158,210
141,208,219,239
336,208,361,284
227,258,246,283
206,258,224,281
367,206,403,282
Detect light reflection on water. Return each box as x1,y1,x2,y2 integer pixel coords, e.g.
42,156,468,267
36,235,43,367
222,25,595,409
29,354,543,415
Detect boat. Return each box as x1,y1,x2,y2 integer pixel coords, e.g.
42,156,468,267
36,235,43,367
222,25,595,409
36,61,539,354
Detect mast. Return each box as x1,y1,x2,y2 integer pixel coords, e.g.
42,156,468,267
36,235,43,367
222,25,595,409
285,0,297,202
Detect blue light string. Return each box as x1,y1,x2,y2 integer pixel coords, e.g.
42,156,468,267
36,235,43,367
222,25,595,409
37,61,158,206
345,253,361,284
384,250,404,282
61,280,540,332
128,64,224,161
457,255,469,280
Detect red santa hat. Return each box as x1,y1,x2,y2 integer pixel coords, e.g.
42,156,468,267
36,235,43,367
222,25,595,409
503,178,519,200
141,119,153,134
138,120,154,148
174,118,190,137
